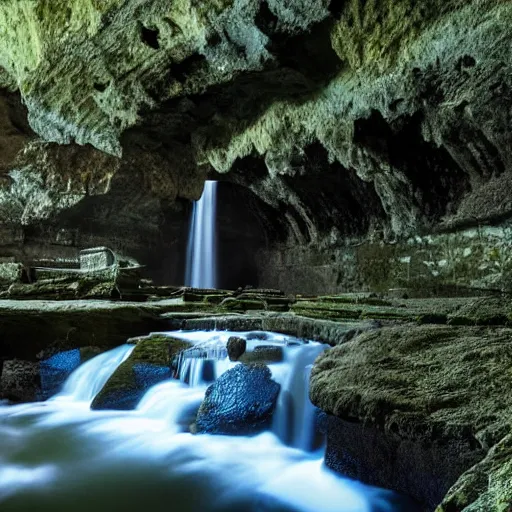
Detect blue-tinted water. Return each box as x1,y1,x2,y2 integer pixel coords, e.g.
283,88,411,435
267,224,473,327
185,181,217,288
0,333,418,512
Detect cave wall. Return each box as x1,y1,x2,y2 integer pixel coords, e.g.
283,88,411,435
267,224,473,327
255,222,512,295
0,0,510,295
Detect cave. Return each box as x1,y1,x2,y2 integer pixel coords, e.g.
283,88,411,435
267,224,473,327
0,1,511,512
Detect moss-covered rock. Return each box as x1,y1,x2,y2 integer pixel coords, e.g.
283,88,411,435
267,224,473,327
447,297,512,327
310,324,512,508
220,297,267,311
437,435,512,512
91,335,191,410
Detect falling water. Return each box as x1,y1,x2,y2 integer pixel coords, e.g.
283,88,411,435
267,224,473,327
0,334,418,512
51,345,134,403
185,180,217,288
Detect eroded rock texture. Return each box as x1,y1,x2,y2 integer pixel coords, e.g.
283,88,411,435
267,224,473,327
310,323,512,509
0,0,510,289
196,363,280,434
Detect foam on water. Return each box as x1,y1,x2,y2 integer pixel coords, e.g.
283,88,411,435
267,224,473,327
51,344,135,403
0,332,417,512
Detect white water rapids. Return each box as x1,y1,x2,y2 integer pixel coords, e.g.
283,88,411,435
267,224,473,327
0,331,415,512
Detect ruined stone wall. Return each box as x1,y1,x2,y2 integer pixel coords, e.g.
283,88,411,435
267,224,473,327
256,222,512,295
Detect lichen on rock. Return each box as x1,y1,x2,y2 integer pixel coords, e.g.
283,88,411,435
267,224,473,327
310,323,512,507
91,334,191,410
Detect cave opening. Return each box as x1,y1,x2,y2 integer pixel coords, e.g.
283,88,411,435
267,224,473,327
182,180,287,291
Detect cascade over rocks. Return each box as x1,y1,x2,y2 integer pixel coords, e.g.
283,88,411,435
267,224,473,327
0,2,511,509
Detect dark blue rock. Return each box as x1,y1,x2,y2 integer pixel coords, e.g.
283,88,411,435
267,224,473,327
196,364,280,435
40,349,81,399
133,363,171,389
93,363,171,410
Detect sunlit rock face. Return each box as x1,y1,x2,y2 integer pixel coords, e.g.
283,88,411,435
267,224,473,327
0,0,510,290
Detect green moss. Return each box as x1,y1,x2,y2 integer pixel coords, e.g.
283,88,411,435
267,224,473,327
91,335,190,409
293,299,417,322
292,307,362,322
203,294,229,304
417,314,448,325
220,298,267,311
0,0,122,84
437,435,512,511
311,324,512,449
318,295,393,307
330,0,464,72
447,298,512,327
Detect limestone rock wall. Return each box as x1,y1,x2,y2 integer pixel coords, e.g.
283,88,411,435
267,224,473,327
256,221,512,295
0,0,509,291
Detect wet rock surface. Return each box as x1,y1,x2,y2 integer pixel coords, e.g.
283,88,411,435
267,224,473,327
0,359,41,402
226,336,246,361
196,364,280,435
310,323,512,510
1,288,512,508
39,348,82,399
240,345,284,364
92,335,190,410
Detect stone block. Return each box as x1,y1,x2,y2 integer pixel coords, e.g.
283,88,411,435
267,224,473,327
80,247,116,271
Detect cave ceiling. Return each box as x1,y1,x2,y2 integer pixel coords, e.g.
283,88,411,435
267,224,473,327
0,0,510,245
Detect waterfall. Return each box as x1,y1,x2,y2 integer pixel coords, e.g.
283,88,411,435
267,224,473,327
185,180,217,289
0,333,417,512
51,345,134,403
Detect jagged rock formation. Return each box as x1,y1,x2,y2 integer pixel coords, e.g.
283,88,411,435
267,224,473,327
0,1,509,293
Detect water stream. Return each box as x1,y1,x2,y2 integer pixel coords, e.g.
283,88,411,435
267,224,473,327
185,181,218,288
0,331,415,512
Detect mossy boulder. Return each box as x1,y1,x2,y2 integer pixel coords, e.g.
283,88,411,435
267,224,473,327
437,435,512,512
447,297,512,327
310,324,512,508
220,298,267,311
91,335,191,410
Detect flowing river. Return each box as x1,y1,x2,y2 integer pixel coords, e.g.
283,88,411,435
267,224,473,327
0,331,417,512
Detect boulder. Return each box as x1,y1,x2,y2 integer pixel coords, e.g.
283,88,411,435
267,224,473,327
0,359,41,402
437,435,512,512
196,364,280,435
226,336,247,361
310,324,512,509
240,345,284,364
91,335,191,410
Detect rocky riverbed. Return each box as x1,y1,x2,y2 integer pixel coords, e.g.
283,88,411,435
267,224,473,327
1,286,512,510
